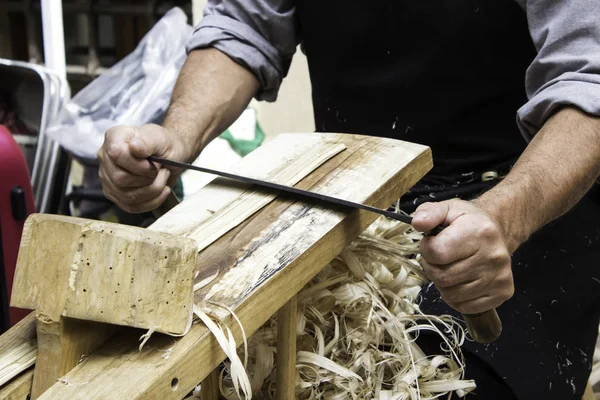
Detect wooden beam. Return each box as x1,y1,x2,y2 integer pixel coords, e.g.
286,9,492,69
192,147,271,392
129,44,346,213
0,369,33,400
0,312,36,389
3,133,345,399
276,296,297,399
39,133,432,400
31,316,116,399
149,134,346,244
200,369,220,400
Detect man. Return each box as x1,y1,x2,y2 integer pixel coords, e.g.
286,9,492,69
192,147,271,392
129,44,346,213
98,1,600,398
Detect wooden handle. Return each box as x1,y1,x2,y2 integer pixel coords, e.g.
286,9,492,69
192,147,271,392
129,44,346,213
463,309,502,343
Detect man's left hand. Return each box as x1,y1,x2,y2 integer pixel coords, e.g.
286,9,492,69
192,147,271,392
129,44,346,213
411,199,514,315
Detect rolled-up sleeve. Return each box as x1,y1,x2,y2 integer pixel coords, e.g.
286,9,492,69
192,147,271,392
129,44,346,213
186,0,299,101
517,0,600,139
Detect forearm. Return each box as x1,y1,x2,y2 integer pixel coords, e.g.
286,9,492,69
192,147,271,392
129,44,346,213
476,107,600,252
162,48,260,162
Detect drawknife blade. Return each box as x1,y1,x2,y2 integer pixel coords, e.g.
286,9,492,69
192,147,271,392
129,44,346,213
148,155,415,225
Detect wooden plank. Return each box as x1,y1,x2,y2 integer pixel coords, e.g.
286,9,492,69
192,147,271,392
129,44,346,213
276,296,297,399
11,214,198,335
200,369,220,400
31,316,116,399
149,133,346,246
40,133,432,400
0,369,33,400
3,133,344,399
0,313,36,389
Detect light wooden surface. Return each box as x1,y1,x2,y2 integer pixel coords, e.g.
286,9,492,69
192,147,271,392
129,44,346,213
200,369,220,400
276,296,297,399
150,134,346,241
0,369,33,400
0,312,36,390
1,133,344,399
31,316,115,399
11,215,198,335
38,133,432,400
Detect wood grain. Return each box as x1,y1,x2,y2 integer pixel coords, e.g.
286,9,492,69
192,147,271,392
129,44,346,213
0,313,36,389
275,296,297,399
31,316,116,399
200,369,220,400
150,134,346,250
0,369,33,400
38,133,432,400
11,215,197,335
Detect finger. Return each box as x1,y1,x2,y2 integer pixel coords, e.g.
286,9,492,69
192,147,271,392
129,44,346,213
419,215,480,265
448,295,504,315
105,186,171,214
104,126,158,178
103,168,171,207
128,124,173,160
421,258,481,288
412,201,452,232
437,279,489,304
101,156,156,189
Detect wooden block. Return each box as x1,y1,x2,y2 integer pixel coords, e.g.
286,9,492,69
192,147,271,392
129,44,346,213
200,369,220,400
276,296,297,399
11,214,197,335
40,133,432,400
31,316,116,399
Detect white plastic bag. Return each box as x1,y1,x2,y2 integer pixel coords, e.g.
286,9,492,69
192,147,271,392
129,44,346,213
46,8,192,160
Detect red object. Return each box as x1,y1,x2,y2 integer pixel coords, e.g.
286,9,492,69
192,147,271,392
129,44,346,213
0,124,35,327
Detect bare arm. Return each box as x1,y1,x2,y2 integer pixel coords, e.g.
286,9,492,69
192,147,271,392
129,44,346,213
412,108,600,315
163,48,260,162
477,107,600,252
411,0,600,316
97,48,259,213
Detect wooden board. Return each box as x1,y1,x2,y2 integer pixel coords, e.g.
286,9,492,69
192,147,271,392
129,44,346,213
31,317,116,399
0,313,36,388
0,369,33,400
11,215,198,335
0,133,346,398
275,296,297,399
39,133,432,400
149,134,347,251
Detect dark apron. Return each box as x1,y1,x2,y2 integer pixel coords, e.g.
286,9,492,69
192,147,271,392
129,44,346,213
295,1,600,398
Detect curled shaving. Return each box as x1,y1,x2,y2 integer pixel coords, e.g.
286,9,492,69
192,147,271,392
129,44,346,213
198,217,476,399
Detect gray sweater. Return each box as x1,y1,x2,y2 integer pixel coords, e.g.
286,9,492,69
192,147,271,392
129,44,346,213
186,0,600,138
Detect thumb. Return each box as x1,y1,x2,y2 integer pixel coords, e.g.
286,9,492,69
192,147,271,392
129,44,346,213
128,125,171,160
411,201,452,232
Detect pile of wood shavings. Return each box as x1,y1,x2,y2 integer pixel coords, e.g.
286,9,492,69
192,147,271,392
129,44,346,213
202,217,476,399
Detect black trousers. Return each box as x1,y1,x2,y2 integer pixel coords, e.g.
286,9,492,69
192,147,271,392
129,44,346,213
418,194,600,399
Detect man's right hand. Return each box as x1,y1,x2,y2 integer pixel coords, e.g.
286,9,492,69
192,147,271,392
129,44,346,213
97,124,189,213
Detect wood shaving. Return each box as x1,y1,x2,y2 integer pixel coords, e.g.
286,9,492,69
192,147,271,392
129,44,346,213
202,217,475,399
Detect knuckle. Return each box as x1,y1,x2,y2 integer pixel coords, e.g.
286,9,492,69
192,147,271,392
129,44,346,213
422,242,446,264
106,141,124,160
112,170,130,188
489,249,510,265
479,221,499,239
